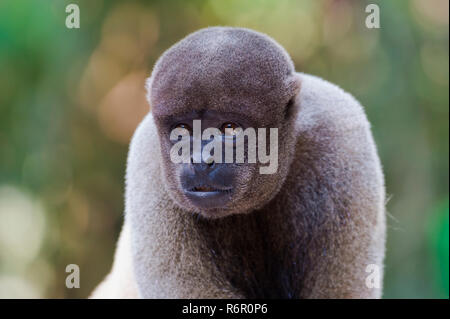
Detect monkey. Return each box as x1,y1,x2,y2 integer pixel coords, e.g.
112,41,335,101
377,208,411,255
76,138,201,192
90,27,386,299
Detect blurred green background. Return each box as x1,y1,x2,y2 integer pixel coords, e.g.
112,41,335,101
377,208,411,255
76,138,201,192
0,0,448,298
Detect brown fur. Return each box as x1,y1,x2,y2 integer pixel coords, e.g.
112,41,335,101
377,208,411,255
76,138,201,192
91,27,385,299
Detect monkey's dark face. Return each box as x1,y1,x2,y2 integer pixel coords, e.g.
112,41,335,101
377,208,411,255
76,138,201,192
154,110,260,218
152,99,302,218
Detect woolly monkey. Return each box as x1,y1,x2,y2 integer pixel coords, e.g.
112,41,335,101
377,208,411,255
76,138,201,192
91,27,386,299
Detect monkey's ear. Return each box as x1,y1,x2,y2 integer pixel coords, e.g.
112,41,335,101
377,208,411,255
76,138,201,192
284,73,302,120
145,76,153,109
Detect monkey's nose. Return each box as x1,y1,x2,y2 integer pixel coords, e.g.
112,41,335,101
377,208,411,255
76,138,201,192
191,159,215,174
191,148,215,172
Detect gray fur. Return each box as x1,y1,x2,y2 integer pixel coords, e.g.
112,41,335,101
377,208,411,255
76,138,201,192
91,27,386,299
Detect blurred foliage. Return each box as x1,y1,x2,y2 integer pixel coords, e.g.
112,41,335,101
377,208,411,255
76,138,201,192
0,0,448,298
427,199,449,298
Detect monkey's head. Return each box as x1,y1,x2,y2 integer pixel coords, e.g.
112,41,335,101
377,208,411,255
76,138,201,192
147,27,301,218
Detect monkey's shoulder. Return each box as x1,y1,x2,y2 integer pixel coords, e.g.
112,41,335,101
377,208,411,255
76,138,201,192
289,73,384,205
295,73,371,139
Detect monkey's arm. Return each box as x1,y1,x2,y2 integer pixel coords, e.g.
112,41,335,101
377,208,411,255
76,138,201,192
89,223,140,298
293,74,386,298
300,187,386,299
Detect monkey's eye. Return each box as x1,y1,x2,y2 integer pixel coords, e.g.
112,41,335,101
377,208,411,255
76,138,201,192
220,122,241,136
173,123,192,135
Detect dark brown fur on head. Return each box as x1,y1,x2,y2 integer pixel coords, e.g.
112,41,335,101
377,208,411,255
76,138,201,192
148,27,300,123
147,27,301,218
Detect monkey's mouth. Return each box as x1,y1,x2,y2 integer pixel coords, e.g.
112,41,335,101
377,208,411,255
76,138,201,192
184,185,233,208
190,186,232,193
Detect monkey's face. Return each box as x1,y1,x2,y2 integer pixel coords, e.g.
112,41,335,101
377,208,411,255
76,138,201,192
155,111,249,217
152,104,299,218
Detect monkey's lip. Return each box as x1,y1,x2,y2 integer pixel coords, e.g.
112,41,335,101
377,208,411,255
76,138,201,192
184,186,233,208
189,186,232,193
